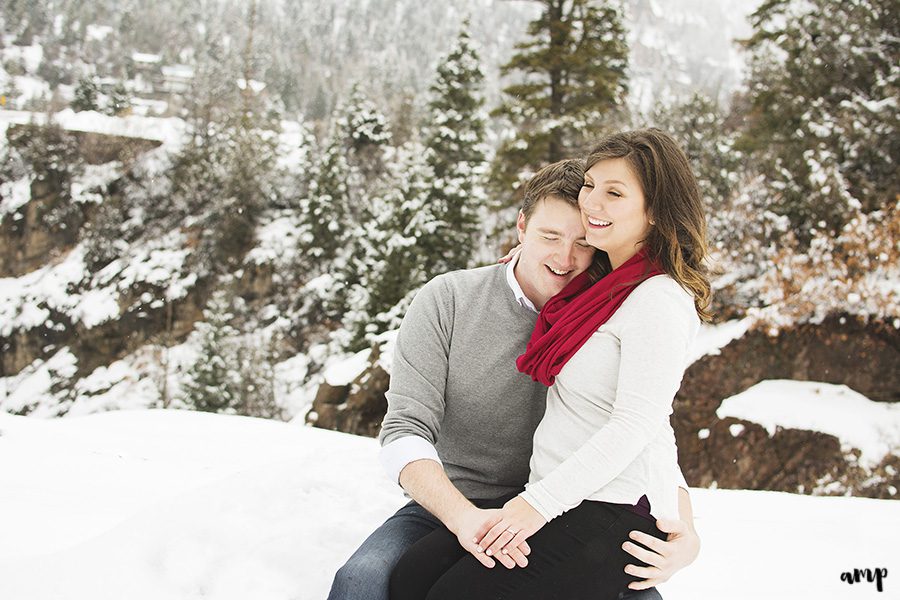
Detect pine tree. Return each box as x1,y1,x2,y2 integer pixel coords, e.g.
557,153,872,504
647,93,743,213
491,0,630,201
420,21,489,275
343,141,435,347
738,0,899,241
181,291,242,414
167,3,281,276
106,83,131,116
300,85,391,267
71,77,100,112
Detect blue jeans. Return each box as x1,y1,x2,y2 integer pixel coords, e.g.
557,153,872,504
327,500,664,600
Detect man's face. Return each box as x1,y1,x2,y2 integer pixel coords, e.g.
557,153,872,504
515,196,595,309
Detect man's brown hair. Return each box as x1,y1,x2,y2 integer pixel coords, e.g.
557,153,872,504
520,159,584,224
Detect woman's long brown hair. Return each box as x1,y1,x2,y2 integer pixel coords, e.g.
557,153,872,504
584,128,713,322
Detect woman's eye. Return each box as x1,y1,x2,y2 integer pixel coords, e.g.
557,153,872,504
541,236,558,241
608,190,622,198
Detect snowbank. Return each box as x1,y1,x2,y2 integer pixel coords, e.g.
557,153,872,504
718,379,900,467
0,409,895,600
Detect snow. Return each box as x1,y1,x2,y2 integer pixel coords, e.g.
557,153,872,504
322,347,371,386
86,24,114,41
71,162,123,205
273,354,316,419
9,75,51,105
245,212,303,267
688,318,752,364
131,52,162,64
161,64,195,80
237,78,267,94
717,380,900,467
0,109,187,147
0,245,93,336
96,231,197,302
0,409,896,600
0,348,78,416
0,176,31,216
1,44,43,73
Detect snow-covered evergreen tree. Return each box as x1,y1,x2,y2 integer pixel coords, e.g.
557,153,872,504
739,0,898,241
106,83,131,116
300,85,391,267
71,77,100,112
343,141,435,347
296,85,393,336
181,291,242,414
491,0,630,201
420,21,489,275
647,93,742,213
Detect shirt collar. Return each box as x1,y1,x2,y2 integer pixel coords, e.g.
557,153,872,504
505,252,538,314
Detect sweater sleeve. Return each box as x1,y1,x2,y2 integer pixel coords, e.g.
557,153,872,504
377,276,454,482
521,279,696,521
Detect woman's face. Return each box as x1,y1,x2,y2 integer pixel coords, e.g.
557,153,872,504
578,158,651,270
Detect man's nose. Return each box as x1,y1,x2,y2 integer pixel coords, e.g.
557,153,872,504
557,244,577,270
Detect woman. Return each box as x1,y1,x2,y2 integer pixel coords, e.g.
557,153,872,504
389,128,711,600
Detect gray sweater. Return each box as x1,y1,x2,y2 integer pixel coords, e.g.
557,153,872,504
378,263,548,500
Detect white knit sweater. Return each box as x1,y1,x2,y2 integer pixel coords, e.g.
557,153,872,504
520,274,699,522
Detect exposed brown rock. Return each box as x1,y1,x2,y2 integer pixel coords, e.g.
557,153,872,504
307,315,899,498
308,346,390,438
675,315,899,497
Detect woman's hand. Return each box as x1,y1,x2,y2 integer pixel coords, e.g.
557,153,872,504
449,506,531,569
497,244,522,264
474,496,547,560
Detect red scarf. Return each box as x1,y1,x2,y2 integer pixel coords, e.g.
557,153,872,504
516,249,663,386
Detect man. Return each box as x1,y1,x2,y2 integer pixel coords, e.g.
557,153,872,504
328,159,699,600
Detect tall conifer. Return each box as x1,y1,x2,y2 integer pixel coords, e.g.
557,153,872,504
739,0,898,240
421,20,489,274
491,0,629,200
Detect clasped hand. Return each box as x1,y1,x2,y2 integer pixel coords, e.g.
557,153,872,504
451,497,545,569
473,496,546,566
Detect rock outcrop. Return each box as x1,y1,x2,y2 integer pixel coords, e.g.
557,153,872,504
309,316,900,497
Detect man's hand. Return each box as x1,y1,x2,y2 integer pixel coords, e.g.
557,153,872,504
397,460,531,569
623,518,700,590
474,496,546,564
448,505,531,569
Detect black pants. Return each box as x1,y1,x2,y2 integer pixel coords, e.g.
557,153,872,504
390,495,665,600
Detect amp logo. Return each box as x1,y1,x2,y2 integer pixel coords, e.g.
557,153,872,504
840,568,888,593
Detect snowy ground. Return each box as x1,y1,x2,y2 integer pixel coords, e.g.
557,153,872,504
0,410,895,600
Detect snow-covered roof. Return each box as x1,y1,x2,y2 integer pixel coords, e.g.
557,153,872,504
161,65,195,80
86,24,114,41
236,78,267,94
131,52,162,64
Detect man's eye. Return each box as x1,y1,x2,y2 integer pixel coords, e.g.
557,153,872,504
542,236,558,241
581,182,593,189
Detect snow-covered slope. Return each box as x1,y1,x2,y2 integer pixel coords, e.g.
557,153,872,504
0,410,895,600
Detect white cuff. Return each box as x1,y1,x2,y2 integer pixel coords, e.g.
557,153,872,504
519,483,564,522
379,436,443,485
